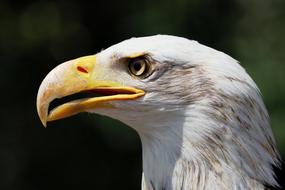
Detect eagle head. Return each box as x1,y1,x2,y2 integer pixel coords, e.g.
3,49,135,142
37,35,280,190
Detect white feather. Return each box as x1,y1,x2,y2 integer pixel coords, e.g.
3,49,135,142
91,35,279,190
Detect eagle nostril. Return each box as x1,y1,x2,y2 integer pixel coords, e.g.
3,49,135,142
77,66,88,73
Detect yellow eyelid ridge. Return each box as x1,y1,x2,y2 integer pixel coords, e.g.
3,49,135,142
126,52,148,59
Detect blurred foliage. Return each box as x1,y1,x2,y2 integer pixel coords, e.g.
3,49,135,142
0,0,284,189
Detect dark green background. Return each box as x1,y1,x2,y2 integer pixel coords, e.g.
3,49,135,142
1,0,284,189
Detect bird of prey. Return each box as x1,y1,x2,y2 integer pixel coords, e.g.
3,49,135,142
37,35,280,190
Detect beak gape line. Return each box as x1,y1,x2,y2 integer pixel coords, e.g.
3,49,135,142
36,55,145,127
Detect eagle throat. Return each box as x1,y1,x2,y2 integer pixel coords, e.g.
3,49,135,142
138,109,277,190
133,84,279,190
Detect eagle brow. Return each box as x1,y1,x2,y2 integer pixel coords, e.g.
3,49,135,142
114,52,149,62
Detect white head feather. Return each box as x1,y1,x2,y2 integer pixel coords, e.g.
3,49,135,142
88,35,280,190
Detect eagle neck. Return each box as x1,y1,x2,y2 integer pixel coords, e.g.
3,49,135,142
137,114,269,190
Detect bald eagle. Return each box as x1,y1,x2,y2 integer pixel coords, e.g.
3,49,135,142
37,35,280,190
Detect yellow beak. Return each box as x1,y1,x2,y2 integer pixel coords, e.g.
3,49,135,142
36,55,145,127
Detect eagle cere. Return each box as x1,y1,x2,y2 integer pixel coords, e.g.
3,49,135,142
37,35,280,190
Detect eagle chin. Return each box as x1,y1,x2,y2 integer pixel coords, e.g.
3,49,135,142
37,35,280,190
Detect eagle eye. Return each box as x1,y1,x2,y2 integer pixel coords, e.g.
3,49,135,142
128,57,150,77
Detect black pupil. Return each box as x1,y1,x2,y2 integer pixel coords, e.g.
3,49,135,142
133,61,142,71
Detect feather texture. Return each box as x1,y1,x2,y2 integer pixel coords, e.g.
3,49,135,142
90,35,280,190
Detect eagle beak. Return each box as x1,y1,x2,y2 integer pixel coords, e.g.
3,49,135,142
36,55,145,127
